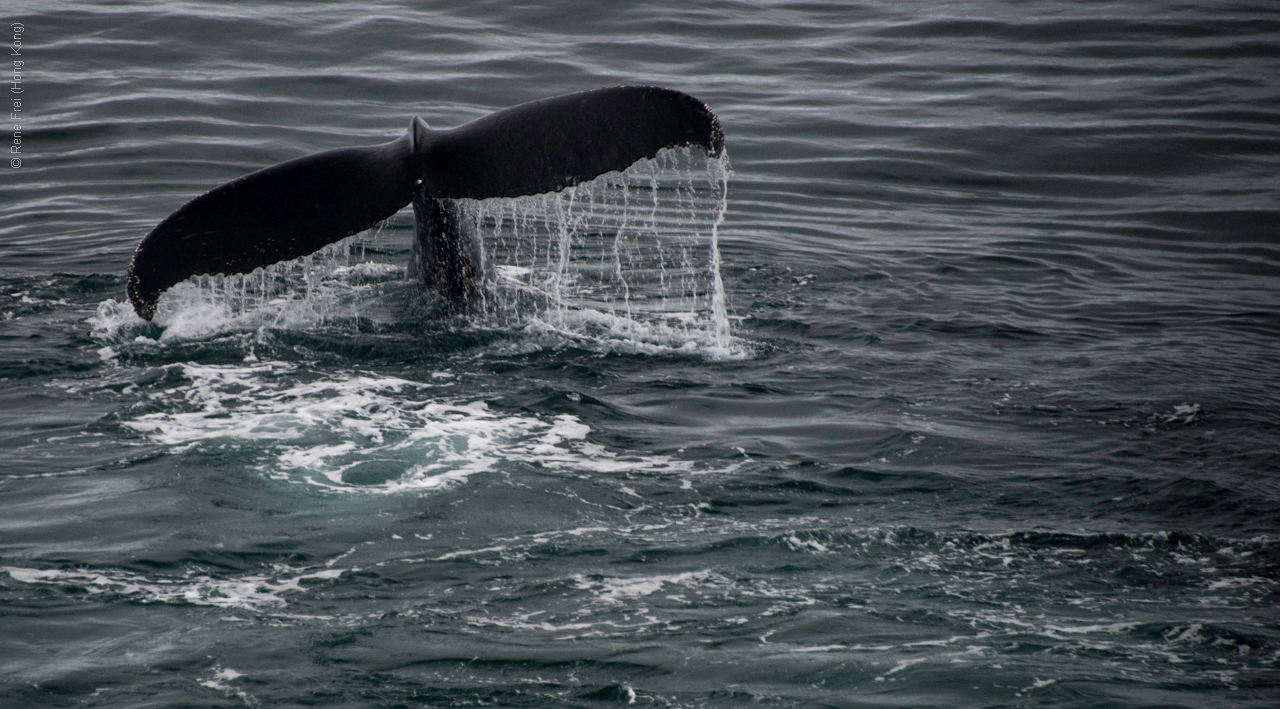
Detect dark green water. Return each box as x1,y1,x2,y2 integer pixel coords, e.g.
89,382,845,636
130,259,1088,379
2,2,1279,707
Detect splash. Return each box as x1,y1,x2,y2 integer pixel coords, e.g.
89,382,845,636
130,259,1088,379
91,148,742,358
89,236,401,344
470,148,739,357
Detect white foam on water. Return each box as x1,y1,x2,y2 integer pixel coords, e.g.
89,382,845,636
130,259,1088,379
198,666,257,705
119,362,692,493
2,564,345,611
513,305,749,360
575,570,720,604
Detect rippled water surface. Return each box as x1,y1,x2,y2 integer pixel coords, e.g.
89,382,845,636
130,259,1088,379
3,2,1279,707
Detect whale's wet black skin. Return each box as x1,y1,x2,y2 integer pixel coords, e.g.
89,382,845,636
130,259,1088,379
125,86,724,320
406,188,485,305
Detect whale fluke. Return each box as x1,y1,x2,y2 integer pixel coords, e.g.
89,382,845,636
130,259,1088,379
126,86,723,320
418,86,723,199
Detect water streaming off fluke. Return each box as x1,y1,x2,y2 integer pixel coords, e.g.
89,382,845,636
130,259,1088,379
91,148,741,359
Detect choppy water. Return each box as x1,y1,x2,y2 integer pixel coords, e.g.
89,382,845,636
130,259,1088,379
3,1,1279,707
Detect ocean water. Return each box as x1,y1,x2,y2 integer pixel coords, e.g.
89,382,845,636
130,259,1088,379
3,1,1279,707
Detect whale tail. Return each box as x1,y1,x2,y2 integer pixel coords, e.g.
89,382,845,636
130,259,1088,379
125,86,723,320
